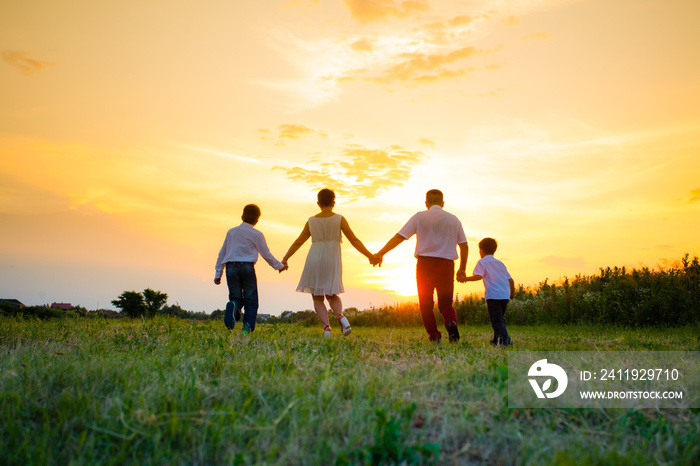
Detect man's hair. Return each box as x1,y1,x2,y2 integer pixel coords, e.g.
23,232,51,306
317,188,336,207
426,189,444,205
479,237,498,255
241,204,261,224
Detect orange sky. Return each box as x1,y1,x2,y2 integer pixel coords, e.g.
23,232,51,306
1,0,699,314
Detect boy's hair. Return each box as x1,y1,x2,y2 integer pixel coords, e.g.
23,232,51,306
426,189,443,205
317,188,336,207
479,237,498,255
241,204,261,224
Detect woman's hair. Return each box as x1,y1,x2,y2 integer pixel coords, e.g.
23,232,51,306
317,188,336,207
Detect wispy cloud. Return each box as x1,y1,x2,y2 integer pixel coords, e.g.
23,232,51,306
183,144,264,164
418,138,435,148
2,51,54,75
358,45,496,85
520,31,554,41
343,0,429,23
279,124,328,139
690,188,700,203
260,8,504,108
413,14,485,44
273,144,426,200
341,13,498,86
350,38,376,53
263,0,578,108
479,87,506,98
257,124,329,144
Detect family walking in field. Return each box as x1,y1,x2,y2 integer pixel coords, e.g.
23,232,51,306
214,188,514,345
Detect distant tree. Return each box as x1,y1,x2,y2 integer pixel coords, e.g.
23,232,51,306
143,288,168,317
162,303,186,318
294,310,317,325
210,309,224,320
111,291,146,318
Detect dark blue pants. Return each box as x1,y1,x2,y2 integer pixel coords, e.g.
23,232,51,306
486,299,510,344
225,262,258,332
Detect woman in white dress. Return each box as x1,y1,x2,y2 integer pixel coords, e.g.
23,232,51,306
282,189,379,337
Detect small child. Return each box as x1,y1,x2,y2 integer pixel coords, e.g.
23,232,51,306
459,237,514,346
282,188,378,337
214,204,287,334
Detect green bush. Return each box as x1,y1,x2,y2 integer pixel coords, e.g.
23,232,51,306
504,254,700,327
0,303,68,320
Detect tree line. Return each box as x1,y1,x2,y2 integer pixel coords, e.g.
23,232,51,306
110,288,212,320
2,254,698,327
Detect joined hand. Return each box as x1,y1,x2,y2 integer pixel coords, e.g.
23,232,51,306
369,254,383,267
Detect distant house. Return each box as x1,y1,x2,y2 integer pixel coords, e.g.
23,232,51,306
257,314,272,321
0,299,25,308
51,302,73,310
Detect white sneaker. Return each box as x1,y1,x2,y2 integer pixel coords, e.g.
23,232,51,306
323,325,331,338
338,316,352,336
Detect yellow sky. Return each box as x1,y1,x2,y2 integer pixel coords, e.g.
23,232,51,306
1,0,699,314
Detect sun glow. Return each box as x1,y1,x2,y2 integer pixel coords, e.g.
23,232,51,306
380,277,418,298
367,264,418,298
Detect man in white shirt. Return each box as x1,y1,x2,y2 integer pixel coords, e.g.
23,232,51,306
376,190,468,342
214,204,287,334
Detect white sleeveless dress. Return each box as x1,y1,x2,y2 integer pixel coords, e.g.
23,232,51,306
296,214,344,296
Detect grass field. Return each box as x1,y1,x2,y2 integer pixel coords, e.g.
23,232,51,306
1,317,698,465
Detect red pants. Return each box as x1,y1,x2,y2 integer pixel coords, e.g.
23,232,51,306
416,256,457,341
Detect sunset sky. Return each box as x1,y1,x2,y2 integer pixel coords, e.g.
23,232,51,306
2,0,699,315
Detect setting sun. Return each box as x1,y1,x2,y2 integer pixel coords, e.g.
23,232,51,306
368,265,419,299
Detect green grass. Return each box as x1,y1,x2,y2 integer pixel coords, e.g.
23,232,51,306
1,317,698,465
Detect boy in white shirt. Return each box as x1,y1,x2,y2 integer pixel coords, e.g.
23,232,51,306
459,237,514,346
214,204,287,334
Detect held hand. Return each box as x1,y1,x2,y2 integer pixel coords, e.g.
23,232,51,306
279,261,289,273
214,277,221,285
369,254,383,267
455,270,467,283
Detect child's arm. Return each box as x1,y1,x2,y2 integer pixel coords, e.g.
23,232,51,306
214,235,228,284
282,222,311,265
340,217,379,264
457,274,483,283
255,233,286,271
509,277,515,299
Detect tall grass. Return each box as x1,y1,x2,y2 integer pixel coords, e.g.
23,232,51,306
1,317,698,464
